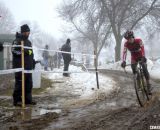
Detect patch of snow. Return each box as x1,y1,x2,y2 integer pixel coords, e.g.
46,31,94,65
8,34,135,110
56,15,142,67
43,65,116,100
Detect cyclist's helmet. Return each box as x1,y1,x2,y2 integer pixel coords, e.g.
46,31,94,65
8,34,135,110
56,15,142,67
124,30,134,40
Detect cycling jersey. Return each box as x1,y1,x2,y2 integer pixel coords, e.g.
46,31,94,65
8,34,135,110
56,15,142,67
122,38,145,63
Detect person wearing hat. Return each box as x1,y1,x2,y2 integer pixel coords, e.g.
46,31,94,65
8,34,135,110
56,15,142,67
12,24,36,106
61,38,72,77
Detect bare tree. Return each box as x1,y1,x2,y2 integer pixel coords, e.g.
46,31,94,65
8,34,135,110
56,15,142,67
58,0,111,64
59,0,160,62
100,0,160,61
19,21,56,50
0,2,15,33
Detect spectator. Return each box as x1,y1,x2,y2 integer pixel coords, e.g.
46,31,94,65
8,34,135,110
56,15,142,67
61,38,71,77
42,45,49,71
12,24,36,106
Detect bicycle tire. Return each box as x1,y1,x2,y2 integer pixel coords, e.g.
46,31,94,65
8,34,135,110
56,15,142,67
140,72,150,100
134,72,149,107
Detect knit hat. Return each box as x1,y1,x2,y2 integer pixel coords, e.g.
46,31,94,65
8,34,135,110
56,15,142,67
66,38,70,44
21,24,30,33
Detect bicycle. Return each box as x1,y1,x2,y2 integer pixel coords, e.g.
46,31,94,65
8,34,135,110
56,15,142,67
124,60,151,107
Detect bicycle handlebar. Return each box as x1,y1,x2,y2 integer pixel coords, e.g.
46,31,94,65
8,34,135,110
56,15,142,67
123,64,131,74
123,60,143,74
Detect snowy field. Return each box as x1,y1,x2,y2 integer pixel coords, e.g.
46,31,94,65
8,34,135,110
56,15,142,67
41,65,117,103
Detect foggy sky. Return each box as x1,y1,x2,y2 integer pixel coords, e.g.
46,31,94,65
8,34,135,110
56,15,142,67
0,0,64,38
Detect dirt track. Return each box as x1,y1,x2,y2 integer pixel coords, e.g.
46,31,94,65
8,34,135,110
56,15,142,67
0,70,160,130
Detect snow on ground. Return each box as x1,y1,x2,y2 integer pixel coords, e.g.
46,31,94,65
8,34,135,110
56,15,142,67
42,65,117,101
149,59,160,79
34,57,159,107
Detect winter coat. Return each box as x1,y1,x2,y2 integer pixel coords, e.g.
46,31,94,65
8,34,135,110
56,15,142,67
61,43,71,63
12,33,34,70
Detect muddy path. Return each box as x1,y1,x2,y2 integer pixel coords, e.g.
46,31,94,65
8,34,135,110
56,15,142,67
47,70,160,130
0,70,160,130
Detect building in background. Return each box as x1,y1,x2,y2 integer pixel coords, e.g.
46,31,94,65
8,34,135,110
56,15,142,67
0,34,14,70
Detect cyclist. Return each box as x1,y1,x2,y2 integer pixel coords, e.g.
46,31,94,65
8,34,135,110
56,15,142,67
121,30,152,94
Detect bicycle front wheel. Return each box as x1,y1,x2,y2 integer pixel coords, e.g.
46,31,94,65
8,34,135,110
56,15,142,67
134,74,149,107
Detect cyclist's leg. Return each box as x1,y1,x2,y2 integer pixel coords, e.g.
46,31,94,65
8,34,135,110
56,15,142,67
131,62,138,83
131,61,142,92
141,61,152,93
131,60,137,75
141,62,150,81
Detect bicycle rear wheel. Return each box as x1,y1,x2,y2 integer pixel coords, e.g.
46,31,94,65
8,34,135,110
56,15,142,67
134,74,149,107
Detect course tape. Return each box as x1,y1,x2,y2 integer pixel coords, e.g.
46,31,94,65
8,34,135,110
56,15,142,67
0,68,23,75
0,68,92,75
3,45,95,58
23,70,89,74
0,45,98,75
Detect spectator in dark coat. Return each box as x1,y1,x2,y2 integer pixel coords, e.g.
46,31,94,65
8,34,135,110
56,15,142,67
61,38,71,77
12,24,36,106
0,42,3,51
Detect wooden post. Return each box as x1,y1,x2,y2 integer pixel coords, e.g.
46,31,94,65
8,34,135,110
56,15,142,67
94,51,99,89
21,41,25,108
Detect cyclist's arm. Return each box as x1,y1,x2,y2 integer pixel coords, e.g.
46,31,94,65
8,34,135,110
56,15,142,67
122,43,127,61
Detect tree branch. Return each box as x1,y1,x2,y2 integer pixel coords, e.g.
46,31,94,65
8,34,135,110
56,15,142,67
131,0,157,29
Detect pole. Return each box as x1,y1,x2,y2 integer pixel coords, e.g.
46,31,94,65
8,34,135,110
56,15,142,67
94,50,99,89
21,40,25,108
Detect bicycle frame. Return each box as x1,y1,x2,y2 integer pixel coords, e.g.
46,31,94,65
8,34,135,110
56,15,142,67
135,62,144,87
124,61,150,107
135,61,148,91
